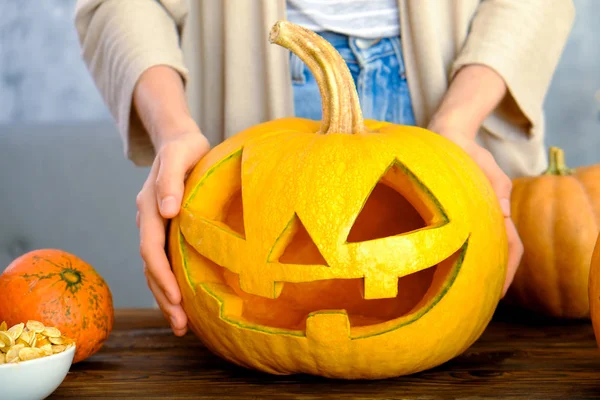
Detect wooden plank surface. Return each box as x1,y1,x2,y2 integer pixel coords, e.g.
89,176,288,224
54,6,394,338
49,305,600,399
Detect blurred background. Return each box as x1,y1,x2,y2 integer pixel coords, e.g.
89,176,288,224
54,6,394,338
0,0,598,308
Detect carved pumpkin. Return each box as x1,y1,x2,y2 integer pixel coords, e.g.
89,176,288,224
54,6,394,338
589,234,600,345
0,249,114,363
508,147,600,319
168,21,507,379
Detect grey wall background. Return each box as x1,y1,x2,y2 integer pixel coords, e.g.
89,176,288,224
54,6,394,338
0,0,599,308
0,0,152,307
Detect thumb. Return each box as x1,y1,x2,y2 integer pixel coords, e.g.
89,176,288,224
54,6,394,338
155,138,209,218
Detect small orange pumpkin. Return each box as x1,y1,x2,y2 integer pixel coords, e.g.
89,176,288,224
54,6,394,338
589,234,600,345
0,249,114,363
508,147,600,318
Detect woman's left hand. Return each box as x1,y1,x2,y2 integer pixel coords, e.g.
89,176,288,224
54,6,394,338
427,64,524,297
429,122,523,297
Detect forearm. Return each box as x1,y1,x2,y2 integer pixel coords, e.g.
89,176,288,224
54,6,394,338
74,0,191,165
429,64,507,139
446,0,574,136
133,65,200,150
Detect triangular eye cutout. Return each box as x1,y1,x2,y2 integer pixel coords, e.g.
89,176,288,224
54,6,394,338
184,149,246,239
218,189,245,238
268,214,328,265
346,160,445,243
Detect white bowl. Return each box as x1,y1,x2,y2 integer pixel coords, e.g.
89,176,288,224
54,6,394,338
0,345,75,400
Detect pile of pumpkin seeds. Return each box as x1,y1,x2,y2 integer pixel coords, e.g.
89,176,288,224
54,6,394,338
0,320,75,364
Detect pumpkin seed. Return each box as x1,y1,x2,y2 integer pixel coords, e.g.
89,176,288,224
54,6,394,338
36,335,51,347
6,344,25,362
43,327,61,338
29,333,37,348
51,345,66,353
26,320,45,333
7,355,19,364
49,336,64,345
0,320,75,364
7,323,24,340
0,331,14,348
17,330,31,345
19,347,44,361
40,343,53,356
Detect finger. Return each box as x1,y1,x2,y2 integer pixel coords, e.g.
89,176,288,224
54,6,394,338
493,173,513,218
470,148,513,217
155,140,208,219
502,218,524,297
146,271,187,335
137,176,182,305
145,266,188,336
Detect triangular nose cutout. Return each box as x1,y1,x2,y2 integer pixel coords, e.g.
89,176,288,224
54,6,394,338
269,214,328,266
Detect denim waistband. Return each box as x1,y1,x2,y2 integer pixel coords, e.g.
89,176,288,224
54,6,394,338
314,31,403,66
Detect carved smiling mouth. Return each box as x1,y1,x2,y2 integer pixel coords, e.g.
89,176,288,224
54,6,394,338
179,179,467,335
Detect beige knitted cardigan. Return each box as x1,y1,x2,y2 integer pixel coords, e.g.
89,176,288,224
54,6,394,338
74,0,575,179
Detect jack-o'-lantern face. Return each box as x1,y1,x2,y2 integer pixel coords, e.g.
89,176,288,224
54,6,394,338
168,21,507,380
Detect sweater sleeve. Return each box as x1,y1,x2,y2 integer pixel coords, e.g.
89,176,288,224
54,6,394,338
450,0,575,141
74,0,190,166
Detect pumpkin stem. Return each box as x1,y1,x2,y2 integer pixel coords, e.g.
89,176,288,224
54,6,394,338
269,21,366,134
543,146,574,176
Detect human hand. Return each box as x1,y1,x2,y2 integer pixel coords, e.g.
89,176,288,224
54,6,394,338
428,123,523,297
136,129,210,336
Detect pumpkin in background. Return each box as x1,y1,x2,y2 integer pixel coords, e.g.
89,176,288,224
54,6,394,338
590,234,600,345
168,21,508,379
507,147,600,318
0,249,114,363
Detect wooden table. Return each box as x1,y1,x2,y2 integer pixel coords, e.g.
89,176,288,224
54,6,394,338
50,305,600,399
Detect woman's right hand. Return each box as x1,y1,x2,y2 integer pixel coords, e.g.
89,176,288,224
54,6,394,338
136,129,210,336
131,65,211,336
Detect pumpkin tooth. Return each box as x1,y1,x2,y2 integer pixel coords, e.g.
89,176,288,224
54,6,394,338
361,275,399,300
273,282,284,298
238,275,284,299
306,311,350,343
219,290,244,317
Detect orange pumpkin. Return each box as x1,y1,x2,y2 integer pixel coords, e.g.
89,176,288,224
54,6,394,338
508,147,600,318
0,249,114,363
590,234,600,345
168,21,508,379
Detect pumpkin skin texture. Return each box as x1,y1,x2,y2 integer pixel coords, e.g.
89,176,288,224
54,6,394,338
0,249,114,363
168,21,508,379
589,234,600,345
508,147,600,319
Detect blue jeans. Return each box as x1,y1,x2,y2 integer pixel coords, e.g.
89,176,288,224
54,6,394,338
291,31,416,126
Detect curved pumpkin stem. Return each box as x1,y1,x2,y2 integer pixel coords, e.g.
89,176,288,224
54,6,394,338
269,20,365,135
543,146,574,176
